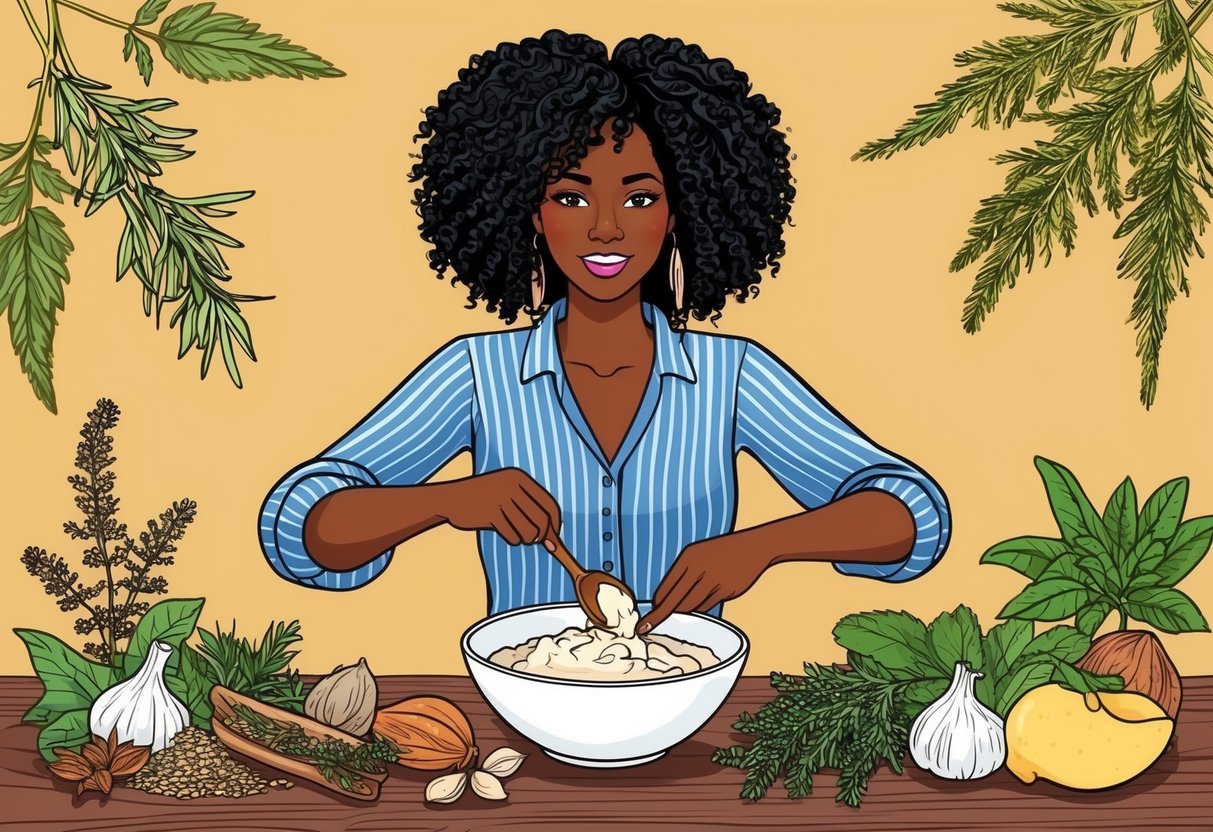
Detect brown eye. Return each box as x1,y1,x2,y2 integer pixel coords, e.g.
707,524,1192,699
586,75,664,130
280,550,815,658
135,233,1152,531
553,192,589,208
624,193,659,208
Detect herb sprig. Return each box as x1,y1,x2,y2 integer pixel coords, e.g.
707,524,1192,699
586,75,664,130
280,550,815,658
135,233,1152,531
195,620,307,712
983,455,1212,634
713,605,1122,806
227,703,399,793
854,0,1213,408
2,0,343,413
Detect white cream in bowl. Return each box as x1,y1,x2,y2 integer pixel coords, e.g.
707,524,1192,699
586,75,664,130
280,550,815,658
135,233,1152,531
488,584,721,681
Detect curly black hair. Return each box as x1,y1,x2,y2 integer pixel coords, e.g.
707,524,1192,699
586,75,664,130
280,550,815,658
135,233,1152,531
409,30,795,327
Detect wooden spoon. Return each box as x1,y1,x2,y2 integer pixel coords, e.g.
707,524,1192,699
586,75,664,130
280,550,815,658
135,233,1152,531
543,534,636,629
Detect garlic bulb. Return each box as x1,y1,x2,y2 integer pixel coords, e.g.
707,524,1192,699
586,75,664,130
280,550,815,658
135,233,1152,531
89,641,188,753
909,662,1006,780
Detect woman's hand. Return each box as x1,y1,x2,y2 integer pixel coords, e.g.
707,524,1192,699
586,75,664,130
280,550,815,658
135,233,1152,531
441,468,563,547
636,536,767,634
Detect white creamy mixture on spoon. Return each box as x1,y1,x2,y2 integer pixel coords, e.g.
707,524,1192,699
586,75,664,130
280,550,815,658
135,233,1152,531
488,584,721,681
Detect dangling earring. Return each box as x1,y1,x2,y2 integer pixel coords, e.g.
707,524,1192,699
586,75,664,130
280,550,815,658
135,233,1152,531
668,233,684,311
531,234,546,312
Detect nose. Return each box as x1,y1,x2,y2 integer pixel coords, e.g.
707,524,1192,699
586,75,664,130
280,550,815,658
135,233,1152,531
588,205,624,244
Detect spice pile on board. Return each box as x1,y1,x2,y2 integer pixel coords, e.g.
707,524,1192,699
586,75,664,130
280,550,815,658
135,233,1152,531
129,728,283,800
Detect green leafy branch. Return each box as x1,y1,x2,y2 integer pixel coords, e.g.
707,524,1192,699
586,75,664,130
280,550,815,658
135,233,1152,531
2,0,344,413
982,455,1212,634
712,605,1122,806
854,0,1213,408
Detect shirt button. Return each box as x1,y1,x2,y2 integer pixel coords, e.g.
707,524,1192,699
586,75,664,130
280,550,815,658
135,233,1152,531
603,532,613,542
602,507,611,517
602,475,613,487
603,561,614,572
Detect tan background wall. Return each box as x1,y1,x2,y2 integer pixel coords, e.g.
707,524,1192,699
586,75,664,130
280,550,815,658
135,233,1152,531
1,0,1210,676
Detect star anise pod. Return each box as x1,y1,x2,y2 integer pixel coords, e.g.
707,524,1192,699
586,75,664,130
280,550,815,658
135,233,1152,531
47,729,151,797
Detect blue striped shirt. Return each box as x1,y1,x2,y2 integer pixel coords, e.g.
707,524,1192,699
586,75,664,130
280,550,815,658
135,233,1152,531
259,296,950,614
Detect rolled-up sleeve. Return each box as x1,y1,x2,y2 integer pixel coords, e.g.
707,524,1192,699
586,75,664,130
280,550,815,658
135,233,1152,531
733,341,950,582
259,338,475,590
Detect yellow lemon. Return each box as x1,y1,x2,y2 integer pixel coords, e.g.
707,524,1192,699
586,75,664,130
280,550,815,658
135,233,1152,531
1005,684,1173,790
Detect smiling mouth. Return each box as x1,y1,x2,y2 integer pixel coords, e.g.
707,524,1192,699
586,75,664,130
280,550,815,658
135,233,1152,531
579,254,633,278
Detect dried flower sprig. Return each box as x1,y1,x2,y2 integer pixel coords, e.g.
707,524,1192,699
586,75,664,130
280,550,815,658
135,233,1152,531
21,397,196,666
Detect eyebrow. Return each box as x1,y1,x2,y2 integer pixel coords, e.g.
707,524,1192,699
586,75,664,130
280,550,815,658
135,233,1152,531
555,172,663,186
622,172,661,186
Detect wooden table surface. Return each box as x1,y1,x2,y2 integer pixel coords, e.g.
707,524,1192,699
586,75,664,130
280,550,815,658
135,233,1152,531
2,674,1211,831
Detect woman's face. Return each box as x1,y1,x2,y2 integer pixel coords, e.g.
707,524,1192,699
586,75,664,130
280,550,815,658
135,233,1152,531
533,121,675,304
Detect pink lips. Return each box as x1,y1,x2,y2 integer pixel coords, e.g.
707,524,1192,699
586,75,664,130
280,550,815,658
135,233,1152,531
579,254,632,278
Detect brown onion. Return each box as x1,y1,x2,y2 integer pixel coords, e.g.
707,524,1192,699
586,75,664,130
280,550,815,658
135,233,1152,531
1076,631,1182,719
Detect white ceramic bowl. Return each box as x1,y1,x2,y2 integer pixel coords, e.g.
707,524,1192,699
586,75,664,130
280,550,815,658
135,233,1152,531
461,603,749,768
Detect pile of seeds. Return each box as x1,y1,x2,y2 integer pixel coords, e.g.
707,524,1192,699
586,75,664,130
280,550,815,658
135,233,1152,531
129,727,289,799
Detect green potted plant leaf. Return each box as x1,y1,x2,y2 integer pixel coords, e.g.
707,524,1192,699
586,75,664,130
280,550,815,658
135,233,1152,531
981,455,1211,718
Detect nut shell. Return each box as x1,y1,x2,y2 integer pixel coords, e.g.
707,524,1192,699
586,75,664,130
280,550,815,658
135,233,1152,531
1076,631,1182,719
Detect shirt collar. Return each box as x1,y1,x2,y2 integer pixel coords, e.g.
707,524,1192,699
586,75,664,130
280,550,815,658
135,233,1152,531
520,296,697,385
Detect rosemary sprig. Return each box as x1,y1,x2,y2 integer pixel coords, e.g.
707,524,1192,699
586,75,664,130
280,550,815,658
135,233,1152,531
1,0,343,413
228,703,400,792
194,620,307,712
854,0,1213,408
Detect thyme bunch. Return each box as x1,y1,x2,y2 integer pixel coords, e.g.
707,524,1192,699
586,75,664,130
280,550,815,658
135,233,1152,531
713,663,916,808
228,704,400,793
20,397,196,666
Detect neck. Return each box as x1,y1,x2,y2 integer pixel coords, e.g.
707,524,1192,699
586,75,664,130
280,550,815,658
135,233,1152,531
557,286,652,365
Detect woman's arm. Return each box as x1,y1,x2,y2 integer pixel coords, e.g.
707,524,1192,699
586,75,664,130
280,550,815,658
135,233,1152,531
639,491,914,631
258,339,476,589
638,339,949,631
302,469,564,572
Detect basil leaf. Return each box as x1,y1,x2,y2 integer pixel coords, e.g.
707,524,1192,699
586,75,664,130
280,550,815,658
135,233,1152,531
1127,537,1165,579
1138,476,1189,544
1101,476,1138,559
846,652,894,682
1037,551,1095,587
1125,587,1210,634
982,619,1033,682
979,536,1067,580
998,577,1089,621
1056,665,1124,693
1152,516,1213,587
1053,660,1091,693
926,605,983,674
996,661,1055,717
1034,456,1108,548
1076,601,1112,636
126,598,205,671
1019,624,1089,664
14,629,116,726
1072,534,1122,593
37,709,91,762
904,678,949,706
832,611,937,678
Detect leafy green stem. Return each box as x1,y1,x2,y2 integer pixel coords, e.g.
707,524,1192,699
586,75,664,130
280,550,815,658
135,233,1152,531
8,6,56,169
46,0,83,79
54,0,162,43
1187,0,1213,32
15,0,50,56
1119,608,1129,630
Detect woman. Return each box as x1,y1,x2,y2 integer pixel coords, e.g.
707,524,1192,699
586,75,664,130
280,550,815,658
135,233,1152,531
259,31,950,635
